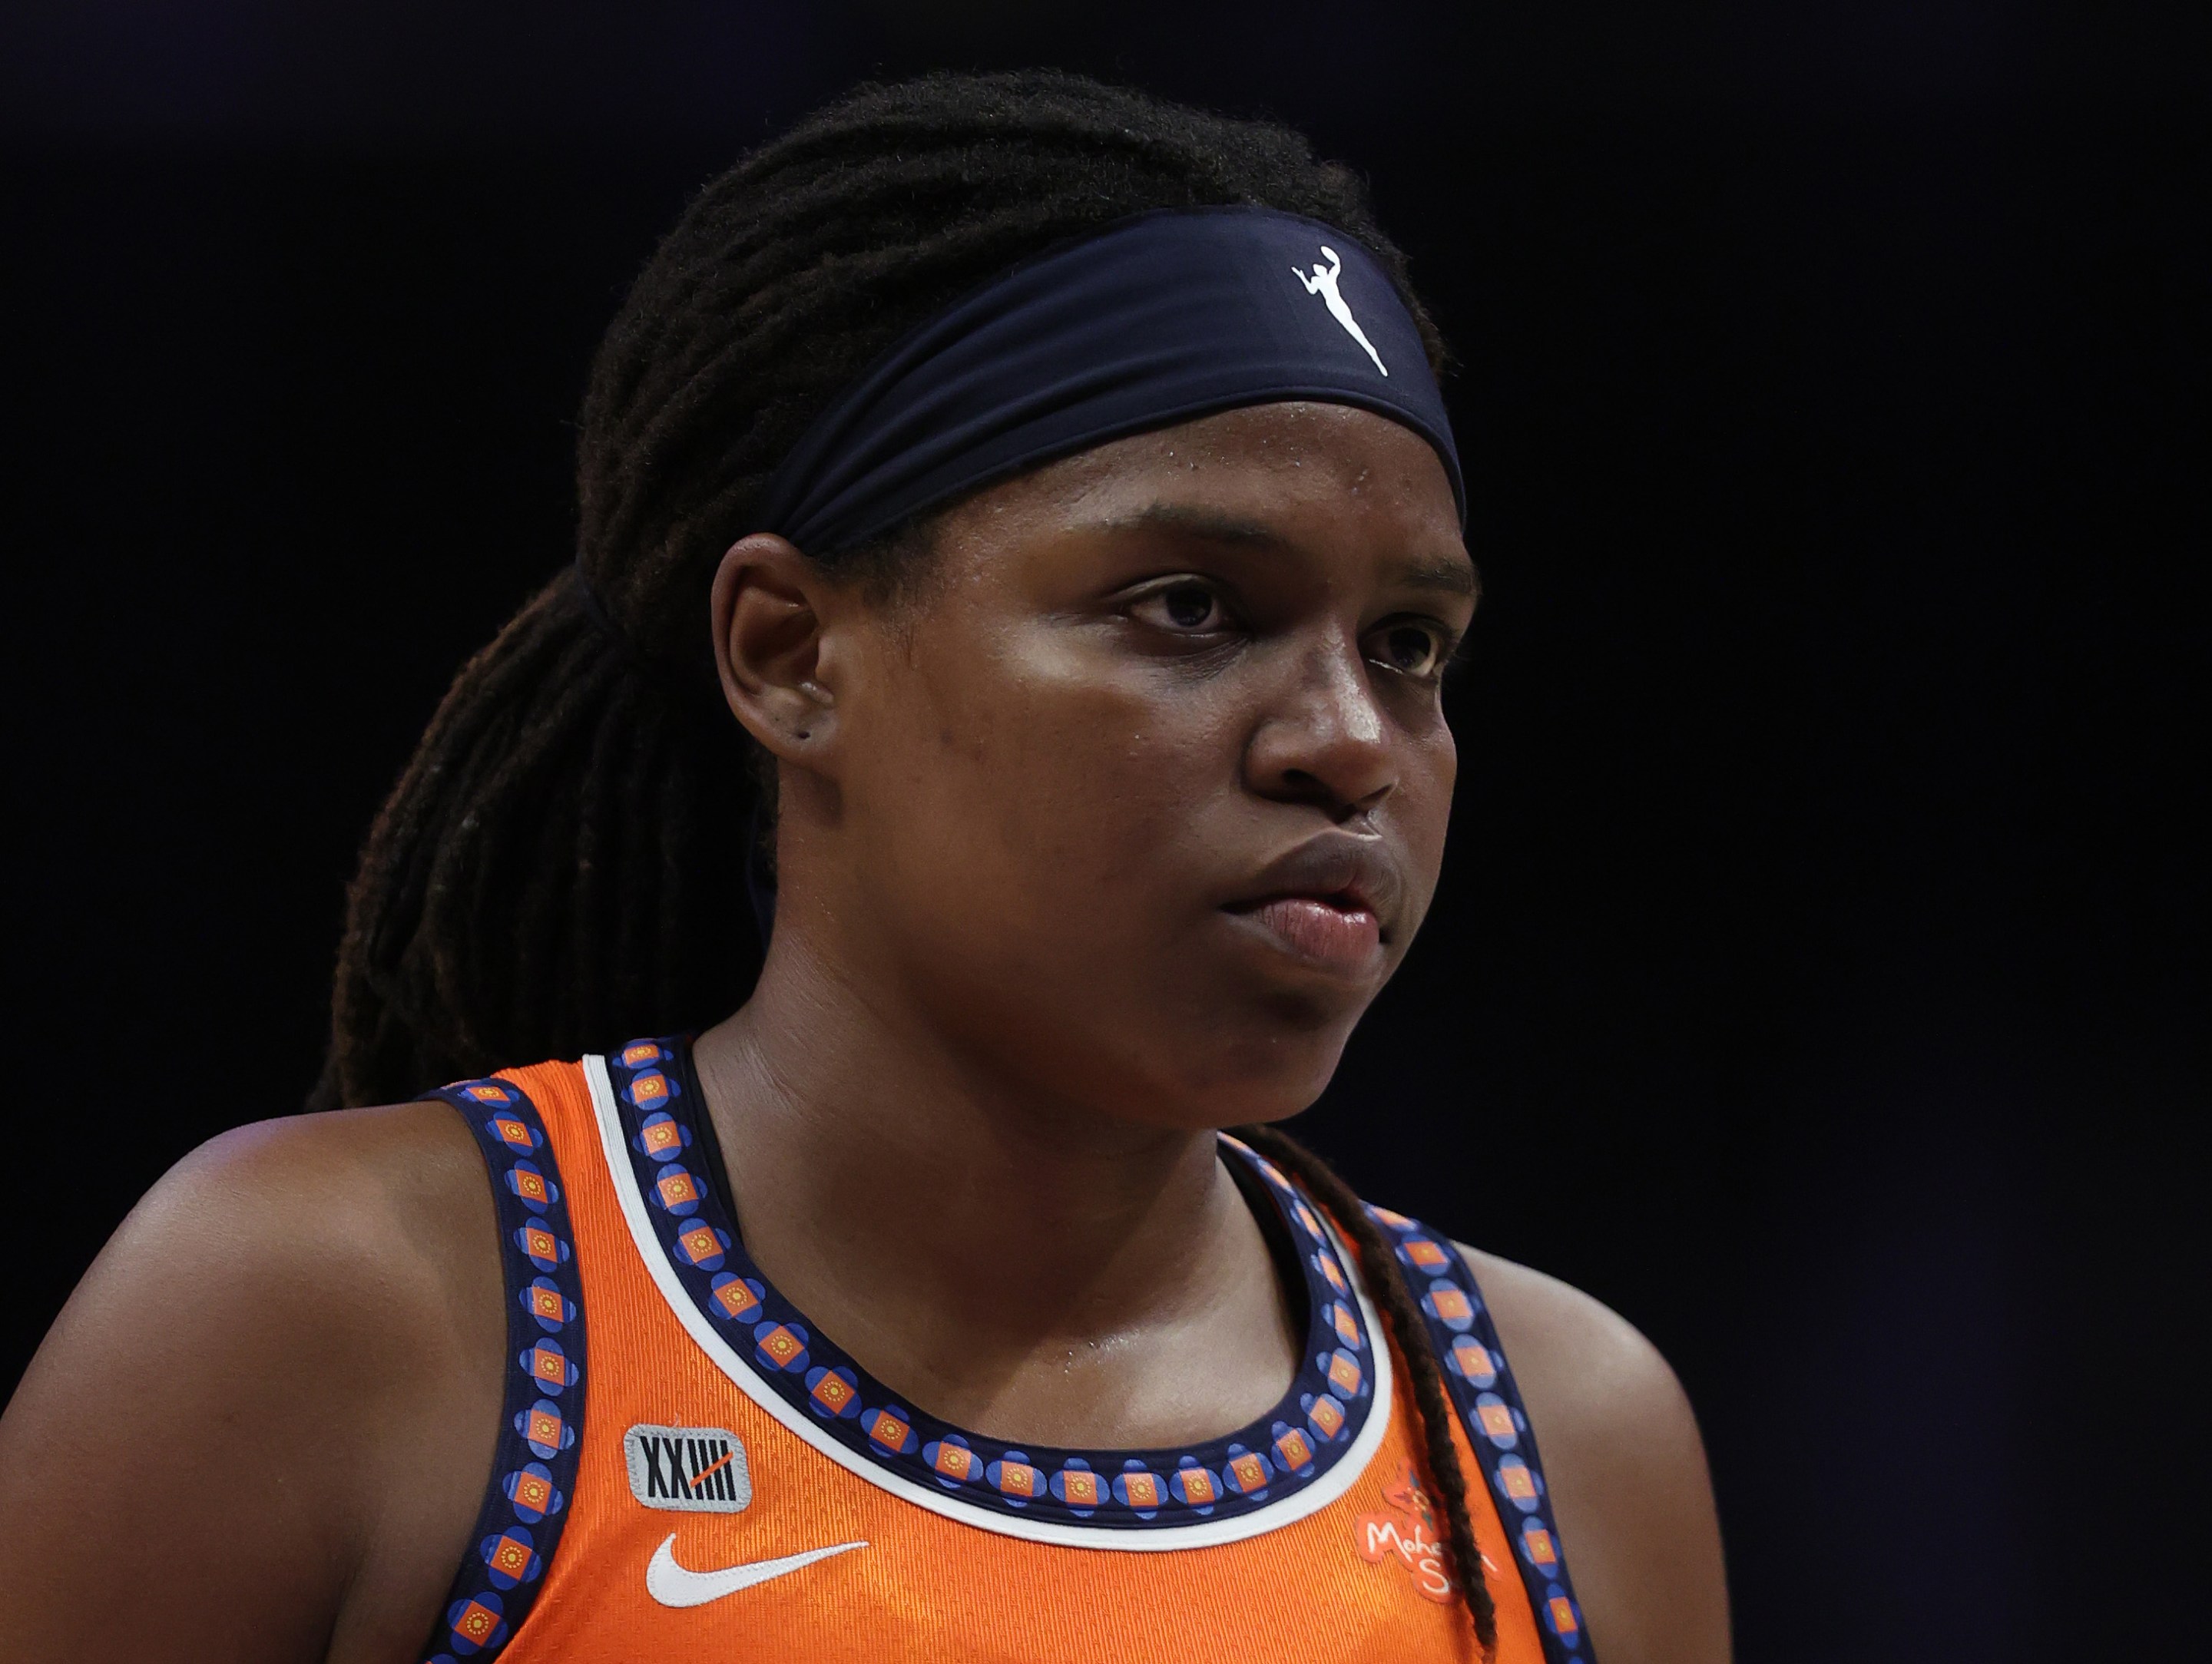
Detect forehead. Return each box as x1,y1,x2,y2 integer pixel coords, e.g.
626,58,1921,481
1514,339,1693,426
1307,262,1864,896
939,401,1465,558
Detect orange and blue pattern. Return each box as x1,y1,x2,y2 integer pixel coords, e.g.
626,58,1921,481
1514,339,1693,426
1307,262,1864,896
415,1075,586,1664
416,1040,1594,1664
1387,1206,1592,1657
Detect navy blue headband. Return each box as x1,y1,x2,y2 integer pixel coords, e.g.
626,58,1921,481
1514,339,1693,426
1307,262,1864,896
753,206,1462,557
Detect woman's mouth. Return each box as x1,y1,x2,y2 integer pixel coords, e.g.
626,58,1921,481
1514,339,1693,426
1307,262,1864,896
1224,892,1383,977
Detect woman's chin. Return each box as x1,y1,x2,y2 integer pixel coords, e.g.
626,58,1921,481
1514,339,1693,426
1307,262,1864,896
1129,1019,1357,1130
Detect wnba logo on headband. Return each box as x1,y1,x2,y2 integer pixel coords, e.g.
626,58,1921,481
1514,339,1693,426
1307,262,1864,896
1295,246,1389,379
753,206,1462,559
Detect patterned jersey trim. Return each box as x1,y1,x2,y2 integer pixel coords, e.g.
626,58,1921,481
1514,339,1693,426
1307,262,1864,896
1374,1205,1597,1664
602,1035,1380,1534
416,1076,588,1664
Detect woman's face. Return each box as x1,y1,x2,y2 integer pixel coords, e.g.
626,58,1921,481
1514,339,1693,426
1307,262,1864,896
793,400,1474,1128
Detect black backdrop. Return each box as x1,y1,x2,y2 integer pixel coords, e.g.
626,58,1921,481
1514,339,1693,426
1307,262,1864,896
5,6,2205,1660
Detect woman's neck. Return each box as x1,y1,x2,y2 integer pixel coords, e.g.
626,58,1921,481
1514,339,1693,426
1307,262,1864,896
690,926,1300,1448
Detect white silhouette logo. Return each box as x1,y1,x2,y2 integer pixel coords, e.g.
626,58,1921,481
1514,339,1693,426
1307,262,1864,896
1294,246,1389,377
644,1533,868,1607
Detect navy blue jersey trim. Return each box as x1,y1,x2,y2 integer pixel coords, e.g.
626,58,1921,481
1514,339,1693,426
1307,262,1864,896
604,1034,1378,1531
1373,1205,1597,1662
415,1075,588,1664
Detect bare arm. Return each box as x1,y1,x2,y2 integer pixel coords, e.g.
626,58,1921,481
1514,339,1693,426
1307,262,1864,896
1460,1245,1731,1664
0,1103,505,1664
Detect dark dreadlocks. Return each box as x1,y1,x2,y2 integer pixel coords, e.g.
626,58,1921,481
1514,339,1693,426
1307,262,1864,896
316,69,1490,1649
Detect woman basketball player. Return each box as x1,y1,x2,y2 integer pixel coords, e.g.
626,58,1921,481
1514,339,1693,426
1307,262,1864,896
0,73,1727,1663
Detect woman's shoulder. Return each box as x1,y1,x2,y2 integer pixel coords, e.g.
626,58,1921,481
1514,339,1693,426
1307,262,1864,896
89,1099,506,1378
1453,1242,1733,1664
0,1100,505,1662
171,1094,501,1252
1454,1244,1690,1454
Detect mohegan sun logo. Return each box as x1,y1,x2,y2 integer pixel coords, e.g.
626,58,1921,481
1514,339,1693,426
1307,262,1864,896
1293,246,1389,377
1354,1466,1487,1606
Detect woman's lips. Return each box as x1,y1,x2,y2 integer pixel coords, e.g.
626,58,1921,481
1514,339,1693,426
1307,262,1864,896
1226,895,1383,976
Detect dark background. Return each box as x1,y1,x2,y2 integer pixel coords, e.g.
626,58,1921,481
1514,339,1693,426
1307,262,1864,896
5,5,2205,1659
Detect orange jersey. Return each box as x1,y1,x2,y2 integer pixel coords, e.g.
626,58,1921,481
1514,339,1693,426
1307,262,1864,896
419,1040,1594,1664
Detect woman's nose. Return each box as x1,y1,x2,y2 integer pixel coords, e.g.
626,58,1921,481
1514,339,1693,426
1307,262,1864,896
1242,637,1398,822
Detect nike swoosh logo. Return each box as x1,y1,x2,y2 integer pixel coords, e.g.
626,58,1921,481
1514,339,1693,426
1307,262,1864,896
644,1533,869,1608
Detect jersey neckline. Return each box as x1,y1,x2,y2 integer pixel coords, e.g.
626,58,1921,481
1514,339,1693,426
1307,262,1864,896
588,1034,1392,1547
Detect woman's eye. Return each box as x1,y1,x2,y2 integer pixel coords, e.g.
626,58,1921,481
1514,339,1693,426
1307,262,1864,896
1135,582,1225,633
1368,622,1447,678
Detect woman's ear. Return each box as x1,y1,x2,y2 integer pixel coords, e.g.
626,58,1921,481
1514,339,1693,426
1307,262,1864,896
710,534,846,765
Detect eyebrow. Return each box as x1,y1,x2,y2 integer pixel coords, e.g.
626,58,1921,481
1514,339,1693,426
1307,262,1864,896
1391,556,1480,600
1080,502,1481,600
1082,503,1285,546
